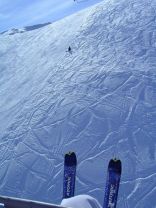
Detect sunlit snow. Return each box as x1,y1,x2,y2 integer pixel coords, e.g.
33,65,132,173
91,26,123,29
0,0,156,207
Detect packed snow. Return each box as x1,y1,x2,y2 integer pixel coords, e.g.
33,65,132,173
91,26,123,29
0,0,156,207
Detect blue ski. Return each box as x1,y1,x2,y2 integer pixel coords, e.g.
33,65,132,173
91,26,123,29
103,159,122,208
63,152,77,199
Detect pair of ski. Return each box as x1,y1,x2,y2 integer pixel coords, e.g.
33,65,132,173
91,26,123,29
63,152,122,208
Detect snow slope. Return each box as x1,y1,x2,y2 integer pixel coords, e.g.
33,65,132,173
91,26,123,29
0,0,156,207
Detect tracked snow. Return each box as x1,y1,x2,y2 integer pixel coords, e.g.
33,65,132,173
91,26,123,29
0,0,156,207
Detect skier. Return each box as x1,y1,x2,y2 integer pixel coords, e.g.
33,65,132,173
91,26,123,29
67,46,72,54
61,195,102,208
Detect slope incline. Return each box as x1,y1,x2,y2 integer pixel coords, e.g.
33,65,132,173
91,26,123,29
0,0,156,207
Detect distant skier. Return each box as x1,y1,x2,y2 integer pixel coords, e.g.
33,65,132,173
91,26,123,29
67,46,72,54
61,195,102,208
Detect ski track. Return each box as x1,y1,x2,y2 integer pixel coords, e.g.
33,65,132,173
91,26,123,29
0,0,156,207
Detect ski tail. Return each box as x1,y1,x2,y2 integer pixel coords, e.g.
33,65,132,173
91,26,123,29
103,158,122,208
63,152,77,199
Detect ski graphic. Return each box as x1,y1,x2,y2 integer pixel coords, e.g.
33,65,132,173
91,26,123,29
103,159,122,208
63,152,77,199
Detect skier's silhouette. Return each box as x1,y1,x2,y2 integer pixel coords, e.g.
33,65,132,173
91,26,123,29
67,46,72,54
68,46,71,52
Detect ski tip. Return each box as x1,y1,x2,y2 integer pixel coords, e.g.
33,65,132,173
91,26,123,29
64,151,77,166
109,158,122,174
66,151,75,156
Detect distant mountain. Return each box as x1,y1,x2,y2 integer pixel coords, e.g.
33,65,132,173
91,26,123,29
0,0,103,34
0,0,156,207
0,22,52,35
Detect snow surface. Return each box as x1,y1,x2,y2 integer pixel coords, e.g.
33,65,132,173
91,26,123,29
0,0,156,207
